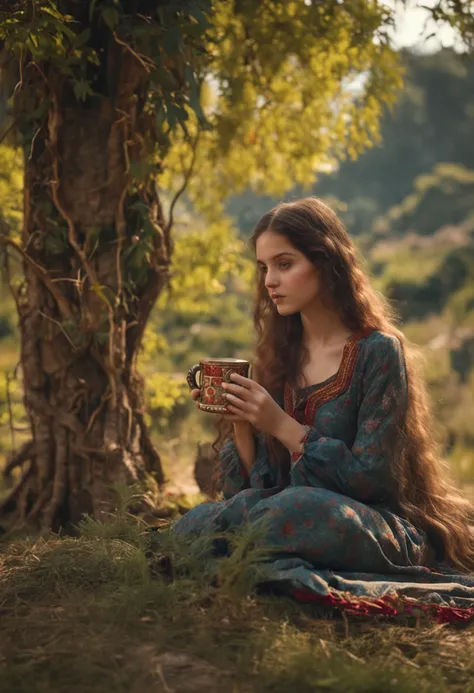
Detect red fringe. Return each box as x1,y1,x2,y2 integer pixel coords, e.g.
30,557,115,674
292,587,474,624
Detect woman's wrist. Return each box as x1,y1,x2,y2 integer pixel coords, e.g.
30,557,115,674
273,412,309,455
232,421,253,433
232,421,255,473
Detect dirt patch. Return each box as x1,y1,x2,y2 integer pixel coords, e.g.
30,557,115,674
131,648,250,693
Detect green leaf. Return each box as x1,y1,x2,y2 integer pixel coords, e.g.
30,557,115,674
185,66,209,127
102,7,120,31
86,226,102,245
150,66,178,91
73,78,95,102
41,6,72,22
143,217,161,239
129,160,157,180
163,26,182,54
75,28,91,48
28,33,39,49
44,235,67,255
129,240,153,270
87,50,101,66
129,200,149,216
187,5,211,27
180,22,208,38
89,0,100,21
165,104,188,129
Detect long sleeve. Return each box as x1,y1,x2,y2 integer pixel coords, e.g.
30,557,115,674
219,432,278,500
290,334,407,505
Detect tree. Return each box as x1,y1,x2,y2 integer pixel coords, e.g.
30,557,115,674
423,0,474,52
373,162,474,237
0,0,403,531
313,48,474,234
221,46,474,240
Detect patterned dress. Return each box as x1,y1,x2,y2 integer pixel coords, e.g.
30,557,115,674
172,330,474,622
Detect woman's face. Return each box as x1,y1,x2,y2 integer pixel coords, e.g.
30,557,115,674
255,230,322,315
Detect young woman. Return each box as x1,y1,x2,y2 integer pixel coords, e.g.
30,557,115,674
175,197,474,618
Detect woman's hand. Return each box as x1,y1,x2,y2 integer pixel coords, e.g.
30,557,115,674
221,373,286,436
190,387,248,424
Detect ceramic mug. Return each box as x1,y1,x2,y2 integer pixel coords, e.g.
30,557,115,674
186,358,251,413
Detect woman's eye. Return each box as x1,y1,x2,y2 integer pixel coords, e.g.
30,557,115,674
259,263,291,272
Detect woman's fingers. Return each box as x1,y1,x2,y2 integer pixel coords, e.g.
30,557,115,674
224,395,255,418
222,382,251,401
222,412,247,423
223,403,248,423
190,388,246,421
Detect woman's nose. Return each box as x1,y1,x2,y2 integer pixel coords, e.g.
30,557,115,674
265,279,278,290
264,272,277,288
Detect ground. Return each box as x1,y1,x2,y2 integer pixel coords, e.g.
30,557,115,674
1,502,474,693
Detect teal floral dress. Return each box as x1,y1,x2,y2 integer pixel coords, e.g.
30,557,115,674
172,330,474,622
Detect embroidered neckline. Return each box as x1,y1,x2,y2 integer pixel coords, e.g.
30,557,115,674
293,376,337,411
284,329,374,425
295,372,337,394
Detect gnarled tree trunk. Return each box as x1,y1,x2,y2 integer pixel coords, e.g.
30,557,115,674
1,50,170,532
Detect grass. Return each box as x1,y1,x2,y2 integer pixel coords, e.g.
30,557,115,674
1,495,474,693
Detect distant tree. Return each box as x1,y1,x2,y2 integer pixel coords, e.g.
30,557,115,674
313,48,474,231
373,163,474,236
226,46,474,239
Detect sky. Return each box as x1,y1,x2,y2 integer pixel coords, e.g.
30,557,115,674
386,0,462,51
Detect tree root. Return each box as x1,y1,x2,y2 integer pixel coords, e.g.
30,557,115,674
43,427,68,529
26,487,52,523
137,411,166,485
0,461,34,516
3,440,35,478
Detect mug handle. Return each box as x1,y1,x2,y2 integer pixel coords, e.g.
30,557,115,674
186,364,201,390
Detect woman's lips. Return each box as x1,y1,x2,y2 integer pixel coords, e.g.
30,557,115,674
272,295,285,302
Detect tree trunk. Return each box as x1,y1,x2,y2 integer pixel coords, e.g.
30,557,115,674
0,51,171,532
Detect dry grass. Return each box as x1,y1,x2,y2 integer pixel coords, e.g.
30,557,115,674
1,495,474,693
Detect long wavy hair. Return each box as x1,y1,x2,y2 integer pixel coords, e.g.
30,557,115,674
211,196,474,573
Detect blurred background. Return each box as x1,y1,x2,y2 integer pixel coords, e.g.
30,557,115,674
1,0,473,501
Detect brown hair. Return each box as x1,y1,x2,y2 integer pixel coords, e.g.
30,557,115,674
211,196,474,572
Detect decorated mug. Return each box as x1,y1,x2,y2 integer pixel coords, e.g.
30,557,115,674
186,358,251,413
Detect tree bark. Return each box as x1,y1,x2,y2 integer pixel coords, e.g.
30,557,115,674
0,50,171,532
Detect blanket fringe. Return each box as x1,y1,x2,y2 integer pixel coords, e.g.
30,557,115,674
292,587,474,624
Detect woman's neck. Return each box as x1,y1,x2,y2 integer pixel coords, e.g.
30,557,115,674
300,300,350,348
